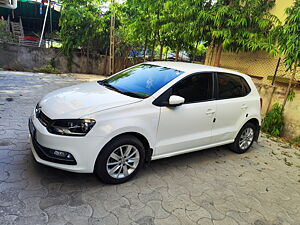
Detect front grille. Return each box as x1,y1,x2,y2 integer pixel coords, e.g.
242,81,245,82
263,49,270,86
37,111,52,127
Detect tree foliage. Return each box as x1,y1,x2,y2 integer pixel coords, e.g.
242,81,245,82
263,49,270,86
277,0,300,71
208,0,279,66
59,0,110,57
275,0,299,110
115,0,279,62
58,0,281,64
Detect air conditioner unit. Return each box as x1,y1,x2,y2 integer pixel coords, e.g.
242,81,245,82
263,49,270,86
0,0,17,9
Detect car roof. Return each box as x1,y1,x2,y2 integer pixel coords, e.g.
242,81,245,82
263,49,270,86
145,61,248,78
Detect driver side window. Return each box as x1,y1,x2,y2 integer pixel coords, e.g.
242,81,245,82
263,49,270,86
172,73,213,104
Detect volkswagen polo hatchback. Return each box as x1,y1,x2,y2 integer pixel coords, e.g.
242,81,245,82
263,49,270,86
29,62,261,184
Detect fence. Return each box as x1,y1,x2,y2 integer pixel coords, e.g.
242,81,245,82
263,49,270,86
205,49,300,86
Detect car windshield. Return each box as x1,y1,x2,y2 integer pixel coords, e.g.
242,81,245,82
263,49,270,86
98,64,183,99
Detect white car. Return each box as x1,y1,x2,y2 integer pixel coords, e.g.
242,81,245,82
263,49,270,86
29,62,261,184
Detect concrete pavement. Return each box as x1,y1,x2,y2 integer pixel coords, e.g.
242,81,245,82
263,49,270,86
0,70,299,225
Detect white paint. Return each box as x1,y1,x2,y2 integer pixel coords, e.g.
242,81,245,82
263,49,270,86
29,62,261,173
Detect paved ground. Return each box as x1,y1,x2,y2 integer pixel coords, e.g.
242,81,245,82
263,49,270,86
0,70,299,225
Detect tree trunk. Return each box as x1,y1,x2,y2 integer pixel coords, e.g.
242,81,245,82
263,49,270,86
175,47,180,61
214,43,222,67
206,37,215,65
282,62,297,110
192,42,198,62
151,38,156,60
143,38,147,61
159,42,164,60
87,48,91,74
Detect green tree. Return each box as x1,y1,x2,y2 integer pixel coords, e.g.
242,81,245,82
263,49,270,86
116,0,279,63
115,0,153,59
277,0,300,110
59,0,109,70
208,0,279,66
116,0,164,60
118,0,212,61
162,0,212,61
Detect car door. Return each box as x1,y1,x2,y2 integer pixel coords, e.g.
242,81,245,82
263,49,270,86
154,72,216,157
212,72,251,142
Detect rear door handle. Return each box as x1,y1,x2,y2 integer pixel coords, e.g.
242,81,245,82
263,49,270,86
206,109,216,115
241,104,248,110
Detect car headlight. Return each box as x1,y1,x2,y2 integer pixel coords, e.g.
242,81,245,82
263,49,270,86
47,119,96,136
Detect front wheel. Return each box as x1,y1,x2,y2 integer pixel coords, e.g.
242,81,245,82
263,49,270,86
94,135,145,184
229,122,256,154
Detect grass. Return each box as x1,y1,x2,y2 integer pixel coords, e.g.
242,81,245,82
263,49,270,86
289,136,300,148
34,65,61,74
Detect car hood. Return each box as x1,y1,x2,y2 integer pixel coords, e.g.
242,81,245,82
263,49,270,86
39,82,142,119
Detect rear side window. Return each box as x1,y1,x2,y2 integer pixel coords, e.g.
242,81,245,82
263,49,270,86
240,76,251,95
172,73,213,103
217,73,251,99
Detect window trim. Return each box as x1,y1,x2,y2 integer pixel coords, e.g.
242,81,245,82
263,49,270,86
153,72,215,106
215,72,251,100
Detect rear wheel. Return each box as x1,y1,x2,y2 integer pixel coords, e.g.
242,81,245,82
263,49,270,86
229,122,256,154
95,135,145,184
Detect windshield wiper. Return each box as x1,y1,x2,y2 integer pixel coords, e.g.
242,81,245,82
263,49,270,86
98,80,148,99
118,91,147,99
97,80,120,92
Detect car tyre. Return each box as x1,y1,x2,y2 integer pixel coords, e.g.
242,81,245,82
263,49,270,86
95,135,145,184
229,122,256,154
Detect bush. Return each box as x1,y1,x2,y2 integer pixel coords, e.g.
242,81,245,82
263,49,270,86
0,20,14,43
34,65,61,74
262,103,284,137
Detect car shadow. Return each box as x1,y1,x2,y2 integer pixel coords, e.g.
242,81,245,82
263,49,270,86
30,144,255,188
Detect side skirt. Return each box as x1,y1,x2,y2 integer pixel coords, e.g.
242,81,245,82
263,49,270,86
151,140,234,161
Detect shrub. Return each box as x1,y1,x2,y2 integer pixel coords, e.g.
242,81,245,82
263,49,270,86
34,65,61,74
0,20,14,43
262,103,284,137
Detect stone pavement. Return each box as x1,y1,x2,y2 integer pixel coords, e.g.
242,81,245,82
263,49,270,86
0,70,299,225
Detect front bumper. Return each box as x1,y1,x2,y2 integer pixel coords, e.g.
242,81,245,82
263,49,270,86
30,132,77,165
29,114,106,173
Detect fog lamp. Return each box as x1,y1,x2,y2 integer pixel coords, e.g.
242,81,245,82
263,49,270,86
54,150,68,158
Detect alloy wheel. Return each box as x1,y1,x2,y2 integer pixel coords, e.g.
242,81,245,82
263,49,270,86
106,145,140,179
239,127,254,150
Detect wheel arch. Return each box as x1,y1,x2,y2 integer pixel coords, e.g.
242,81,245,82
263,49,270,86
246,118,259,127
117,132,152,161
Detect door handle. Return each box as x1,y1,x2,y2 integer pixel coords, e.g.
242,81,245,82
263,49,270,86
206,109,215,115
241,104,248,110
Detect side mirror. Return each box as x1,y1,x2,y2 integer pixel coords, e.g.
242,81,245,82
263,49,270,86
168,95,185,106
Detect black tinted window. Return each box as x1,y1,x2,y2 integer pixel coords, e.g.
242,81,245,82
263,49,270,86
172,73,213,103
240,77,251,95
217,73,250,99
